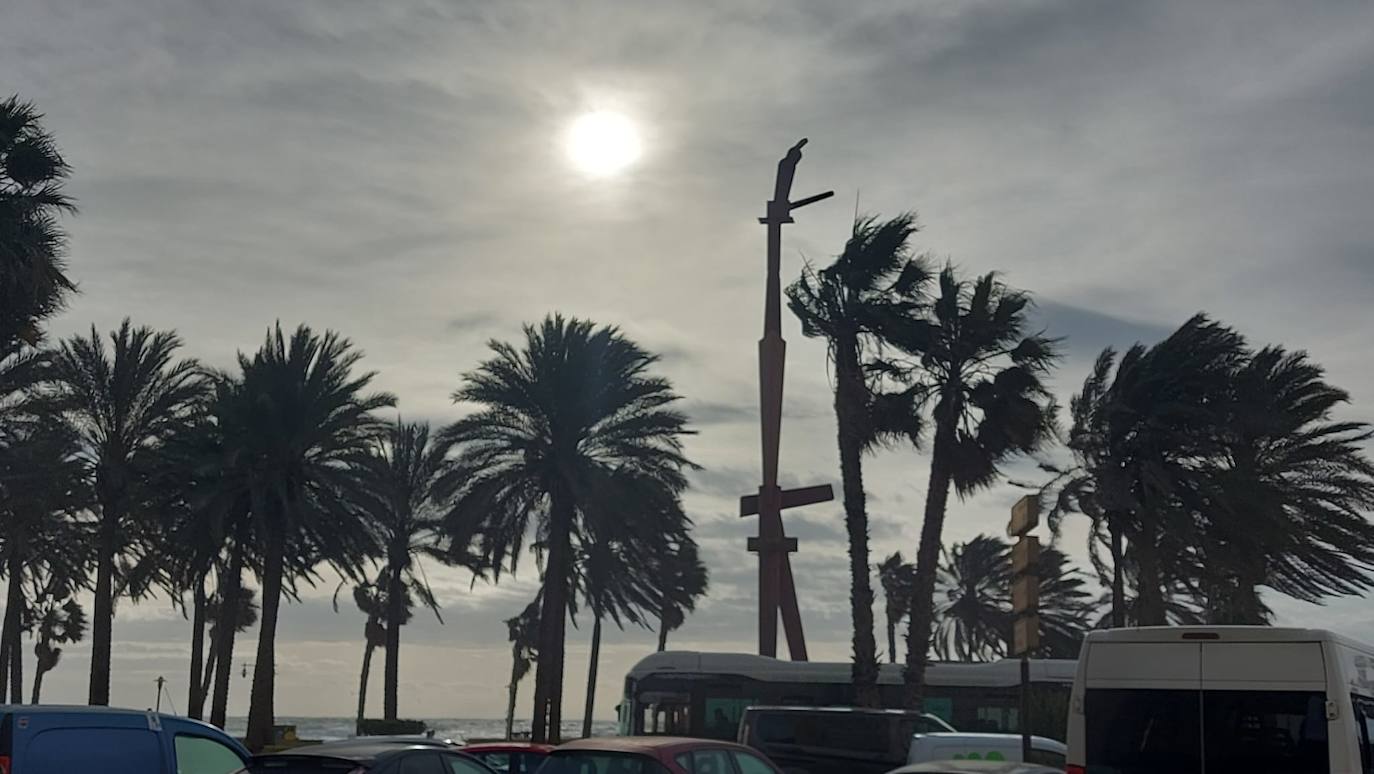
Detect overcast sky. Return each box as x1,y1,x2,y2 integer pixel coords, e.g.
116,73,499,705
3,0,1373,720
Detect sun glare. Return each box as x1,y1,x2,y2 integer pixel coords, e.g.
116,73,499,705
566,111,641,177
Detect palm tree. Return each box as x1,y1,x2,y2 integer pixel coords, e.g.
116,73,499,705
787,214,929,706
339,580,397,736
886,268,1059,708
877,552,915,663
934,535,1093,661
439,315,695,743
204,584,258,728
29,594,86,703
655,538,708,652
237,323,394,751
504,600,540,741
354,418,481,721
1197,345,1374,622
49,320,205,705
0,95,76,348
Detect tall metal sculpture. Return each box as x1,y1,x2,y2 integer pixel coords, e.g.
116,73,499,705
741,139,835,660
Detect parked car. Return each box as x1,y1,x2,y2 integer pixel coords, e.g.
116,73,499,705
738,706,954,774
251,740,496,773
887,762,1063,774
462,741,554,774
544,736,783,774
0,705,250,774
907,734,1065,770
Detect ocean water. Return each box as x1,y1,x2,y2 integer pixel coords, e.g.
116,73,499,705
222,717,619,743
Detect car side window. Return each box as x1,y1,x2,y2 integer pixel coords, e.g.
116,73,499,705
399,751,448,774
1026,748,1067,768
174,734,248,774
474,752,510,774
690,749,735,774
675,753,694,773
730,751,775,774
442,753,493,774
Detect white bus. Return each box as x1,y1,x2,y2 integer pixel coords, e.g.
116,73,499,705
1066,626,1374,774
619,651,1077,741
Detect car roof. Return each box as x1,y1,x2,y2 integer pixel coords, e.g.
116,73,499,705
255,742,443,763
464,742,555,753
891,762,1062,774
744,706,940,716
555,737,752,755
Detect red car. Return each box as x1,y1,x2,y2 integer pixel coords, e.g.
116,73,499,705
542,737,783,774
462,742,556,774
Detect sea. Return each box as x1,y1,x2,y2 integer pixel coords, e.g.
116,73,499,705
221,717,619,743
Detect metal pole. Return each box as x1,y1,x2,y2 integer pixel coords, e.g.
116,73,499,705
156,676,165,712
1020,655,1031,761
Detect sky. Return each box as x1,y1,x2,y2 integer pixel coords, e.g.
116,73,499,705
3,0,1374,721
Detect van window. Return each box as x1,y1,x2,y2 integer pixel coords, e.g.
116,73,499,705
1085,689,1202,774
175,734,248,774
1202,690,1327,773
1355,696,1374,773
754,712,885,754
1026,747,1066,768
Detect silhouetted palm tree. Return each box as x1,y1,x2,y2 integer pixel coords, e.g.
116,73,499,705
439,315,695,743
0,95,76,348
29,594,85,703
655,535,708,653
504,600,539,741
877,552,915,663
202,584,257,727
886,269,1058,707
1197,346,1374,623
48,320,205,705
237,324,393,751
339,579,397,735
354,418,482,721
787,214,928,706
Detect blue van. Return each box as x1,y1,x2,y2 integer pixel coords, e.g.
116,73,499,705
0,705,250,774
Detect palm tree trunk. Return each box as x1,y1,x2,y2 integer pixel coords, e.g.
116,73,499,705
357,636,377,736
532,493,574,744
656,616,668,652
188,573,208,719
210,549,244,729
1108,517,1126,628
88,499,118,706
383,544,404,721
201,640,218,713
582,614,602,738
835,343,879,707
887,617,898,664
1,547,22,704
904,428,954,710
30,662,45,704
505,653,520,740
1134,518,1166,626
245,527,285,752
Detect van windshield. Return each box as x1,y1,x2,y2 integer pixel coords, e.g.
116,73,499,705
1085,689,1329,774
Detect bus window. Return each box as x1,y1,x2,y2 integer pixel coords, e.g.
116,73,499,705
648,702,689,735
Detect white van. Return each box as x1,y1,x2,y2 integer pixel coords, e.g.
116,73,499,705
1066,626,1374,774
908,732,1067,769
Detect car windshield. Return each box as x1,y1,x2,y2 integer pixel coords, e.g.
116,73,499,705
537,752,669,774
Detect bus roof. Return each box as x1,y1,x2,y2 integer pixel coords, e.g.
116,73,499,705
1084,626,1374,654
627,651,1077,686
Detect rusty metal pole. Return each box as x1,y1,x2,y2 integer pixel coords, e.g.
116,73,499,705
747,139,833,660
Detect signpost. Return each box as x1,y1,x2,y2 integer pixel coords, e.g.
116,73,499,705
739,140,835,661
1008,494,1041,761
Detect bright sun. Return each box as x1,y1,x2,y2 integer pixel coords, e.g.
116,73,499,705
567,111,642,177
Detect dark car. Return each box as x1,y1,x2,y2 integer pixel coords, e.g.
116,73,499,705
738,706,955,774
251,740,495,774
543,737,783,774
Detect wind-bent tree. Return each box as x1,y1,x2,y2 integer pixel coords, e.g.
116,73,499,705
355,418,481,721
934,535,1093,660
1198,346,1374,622
239,324,393,751
787,214,928,706
877,552,915,663
440,315,695,743
887,269,1059,708
204,585,257,728
0,95,76,349
340,580,396,735
49,320,205,705
504,600,540,741
656,537,708,652
30,594,86,703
